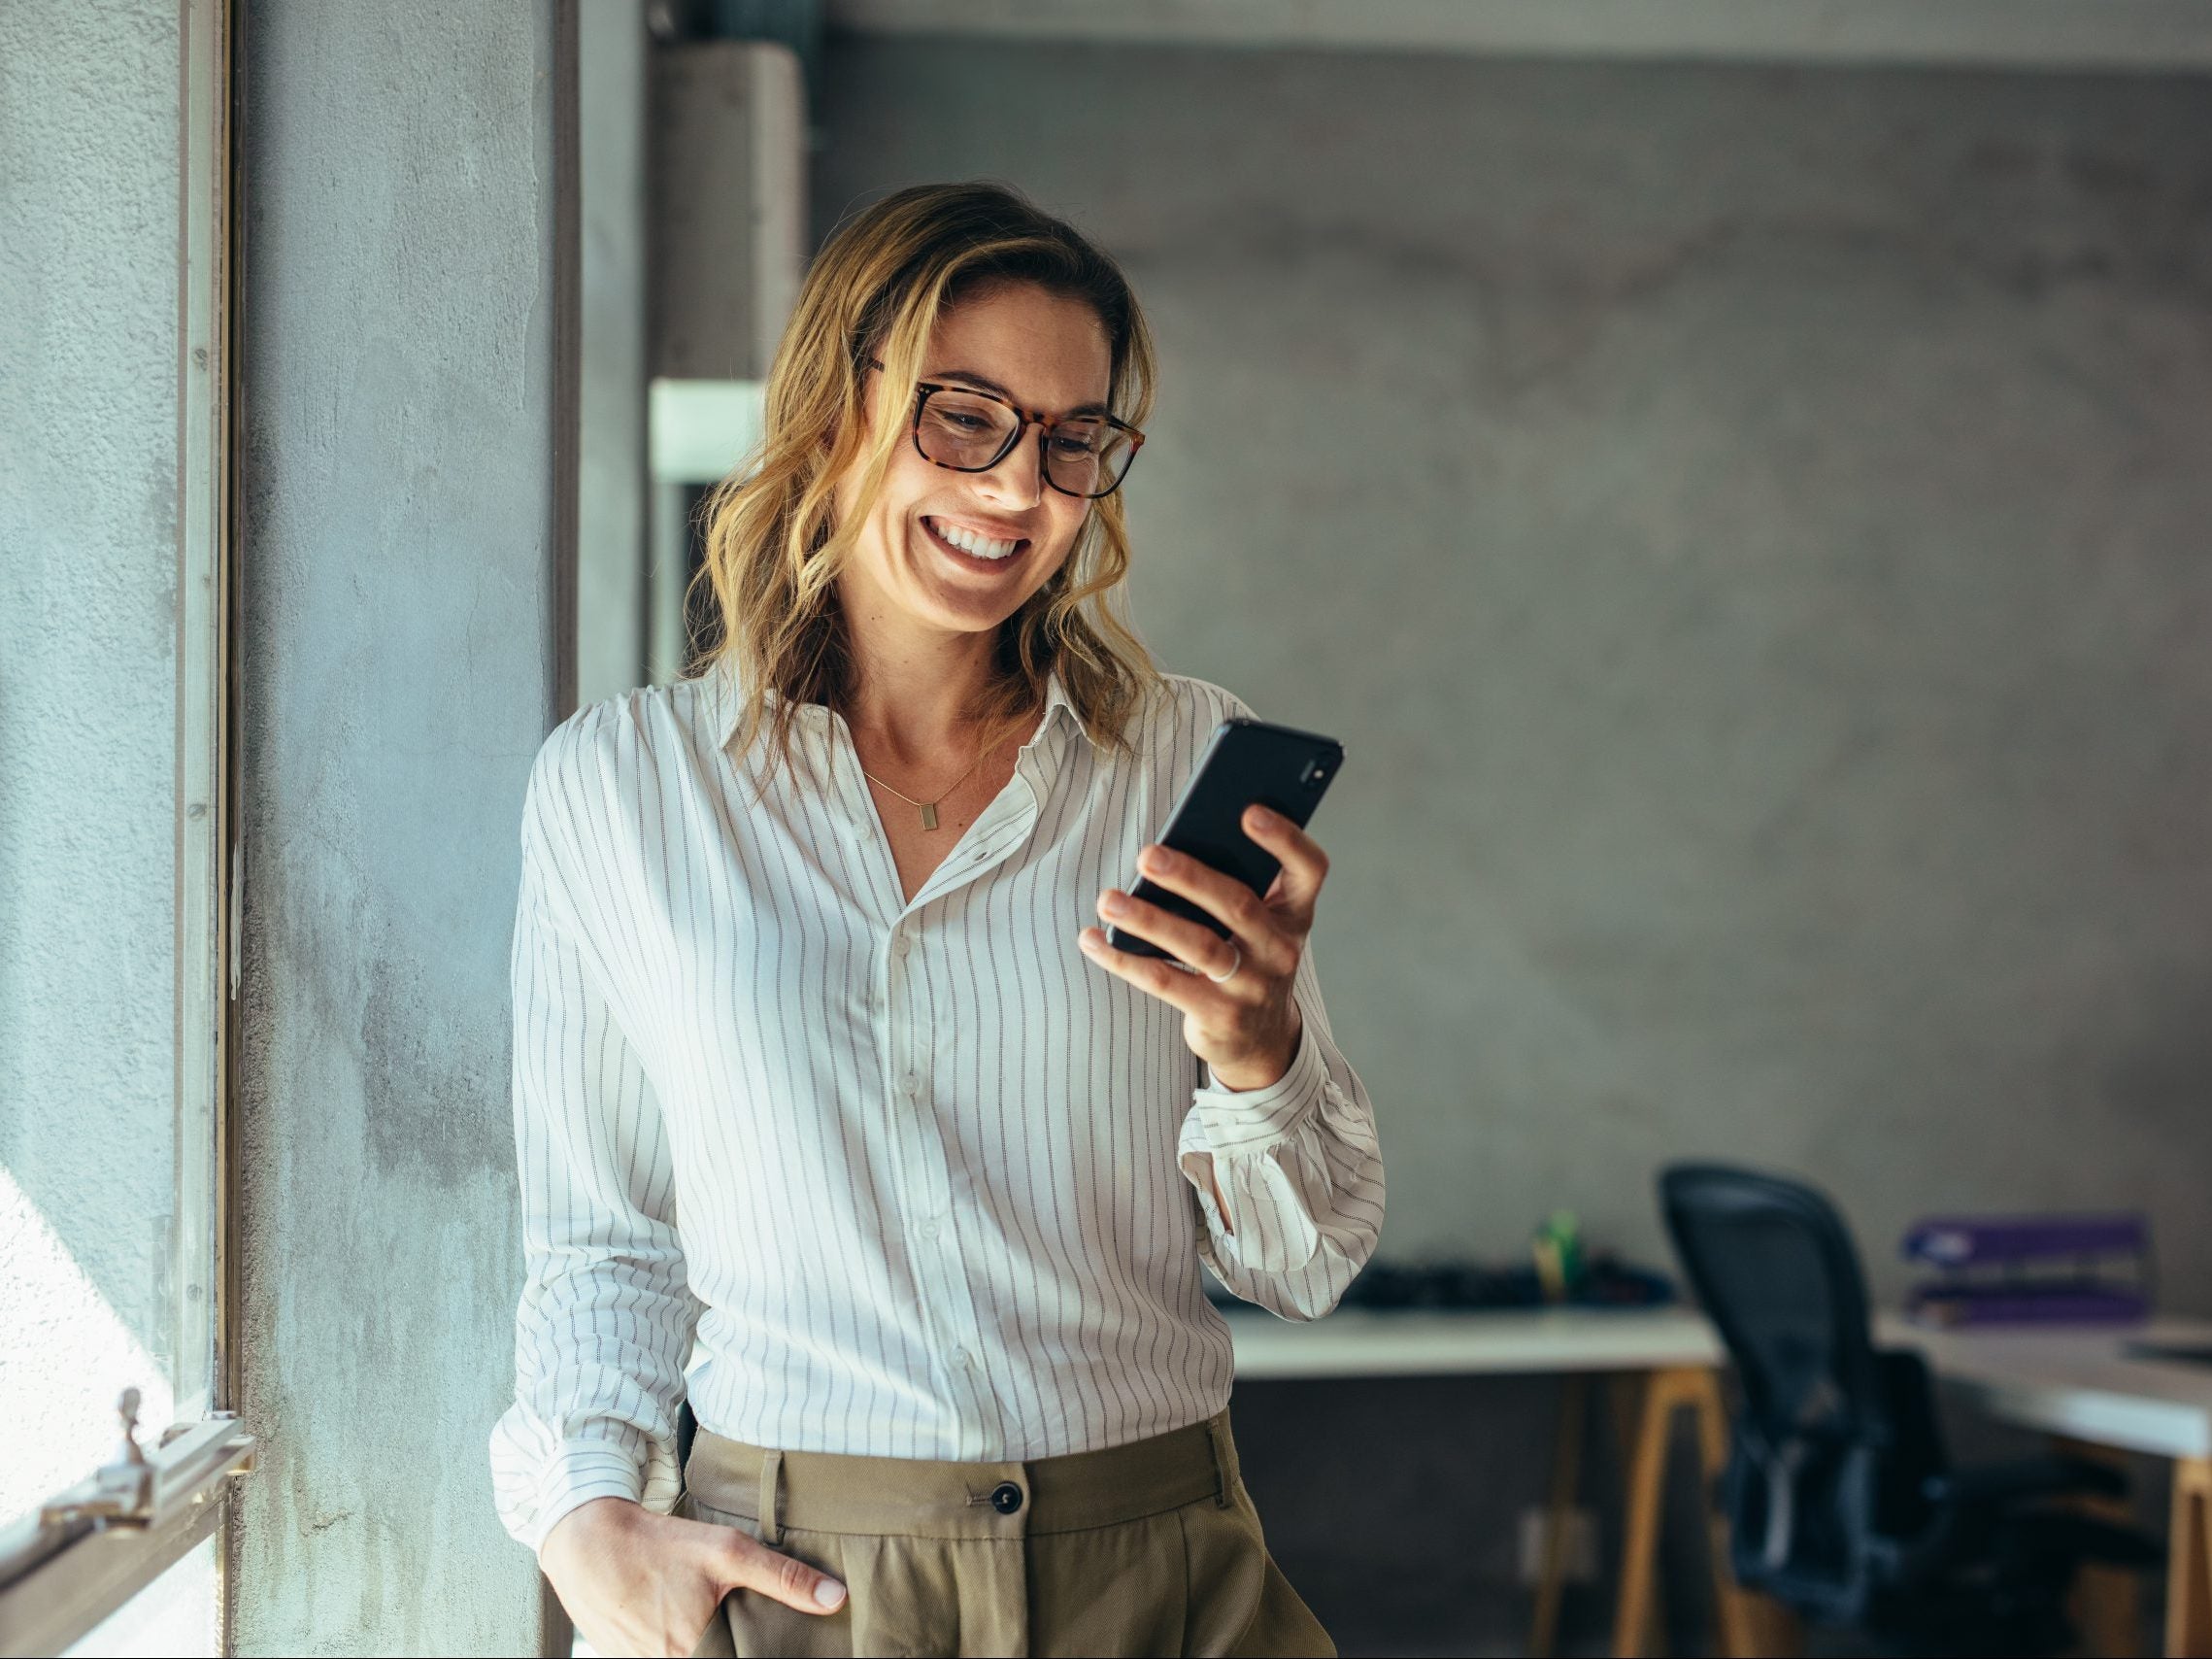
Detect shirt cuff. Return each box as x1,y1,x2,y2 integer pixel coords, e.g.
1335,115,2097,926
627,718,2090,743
1191,1022,1329,1156
508,1431,649,1556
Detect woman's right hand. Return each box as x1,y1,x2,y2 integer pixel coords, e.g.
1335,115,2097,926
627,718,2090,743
539,1496,848,1658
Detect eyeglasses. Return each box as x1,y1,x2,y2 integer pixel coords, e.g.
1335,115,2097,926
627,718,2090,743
867,359,1145,499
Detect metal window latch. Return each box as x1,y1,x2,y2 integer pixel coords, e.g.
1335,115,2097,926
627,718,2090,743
35,1390,253,1534
40,1391,155,1530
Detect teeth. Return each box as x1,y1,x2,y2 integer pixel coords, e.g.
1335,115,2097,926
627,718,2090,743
934,520,1019,560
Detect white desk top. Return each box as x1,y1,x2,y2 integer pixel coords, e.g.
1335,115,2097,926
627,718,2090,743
1879,1313,2212,1461
1227,1304,2212,1461
1225,1305,1723,1379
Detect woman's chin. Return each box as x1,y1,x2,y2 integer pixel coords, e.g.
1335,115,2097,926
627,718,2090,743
900,541,1062,634
912,583,1029,638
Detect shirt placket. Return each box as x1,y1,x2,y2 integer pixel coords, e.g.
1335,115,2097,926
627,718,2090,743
844,719,1064,1456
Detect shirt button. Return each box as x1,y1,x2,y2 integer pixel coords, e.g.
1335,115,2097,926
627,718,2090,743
893,935,911,958
902,1071,921,1097
954,1347,974,1369
918,1219,940,1240
989,1482,1023,1515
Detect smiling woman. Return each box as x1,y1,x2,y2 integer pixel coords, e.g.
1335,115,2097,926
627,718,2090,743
491,183,1384,1658
691,183,1159,796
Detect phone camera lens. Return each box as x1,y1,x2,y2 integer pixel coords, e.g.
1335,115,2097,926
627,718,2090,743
1302,762,1329,786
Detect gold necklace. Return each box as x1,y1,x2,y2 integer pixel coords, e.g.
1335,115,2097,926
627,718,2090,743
860,739,1002,832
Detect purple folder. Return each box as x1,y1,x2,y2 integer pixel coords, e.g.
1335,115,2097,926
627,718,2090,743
1901,1212,2151,1328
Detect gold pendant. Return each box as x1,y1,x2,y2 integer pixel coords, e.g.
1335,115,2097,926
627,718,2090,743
920,802,939,831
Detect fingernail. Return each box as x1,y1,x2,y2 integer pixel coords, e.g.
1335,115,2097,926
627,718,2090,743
1138,846,1167,872
1078,930,1100,951
1099,890,1126,914
815,1578,848,1609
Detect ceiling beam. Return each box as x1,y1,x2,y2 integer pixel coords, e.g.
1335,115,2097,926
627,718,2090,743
826,0,2212,74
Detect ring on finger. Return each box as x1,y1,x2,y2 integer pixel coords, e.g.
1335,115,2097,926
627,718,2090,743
1206,943,1242,985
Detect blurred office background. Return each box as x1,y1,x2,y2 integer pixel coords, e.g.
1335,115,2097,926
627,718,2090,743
5,1,2210,1654
587,6,2212,1647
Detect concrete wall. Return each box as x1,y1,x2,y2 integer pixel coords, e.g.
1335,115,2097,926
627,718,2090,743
578,0,651,708
816,38,2212,1304
232,3,564,1652
814,40,2212,1644
0,0,190,1517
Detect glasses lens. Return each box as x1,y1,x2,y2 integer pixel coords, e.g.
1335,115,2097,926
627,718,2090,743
1045,418,1136,498
916,389,1019,470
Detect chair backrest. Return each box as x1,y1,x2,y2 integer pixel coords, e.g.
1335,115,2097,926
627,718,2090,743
1659,1163,1891,1618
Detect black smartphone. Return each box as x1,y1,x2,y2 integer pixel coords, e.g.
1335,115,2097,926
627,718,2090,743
1106,717,1345,964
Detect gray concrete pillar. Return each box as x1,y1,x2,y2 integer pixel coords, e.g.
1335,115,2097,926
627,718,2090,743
233,2,568,1651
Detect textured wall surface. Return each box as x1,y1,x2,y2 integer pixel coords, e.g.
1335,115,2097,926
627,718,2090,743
233,3,561,1651
814,41,2212,1646
0,0,188,1512
578,0,650,707
817,40,2212,1301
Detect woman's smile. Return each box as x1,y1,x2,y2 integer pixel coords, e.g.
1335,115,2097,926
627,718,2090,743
918,512,1032,572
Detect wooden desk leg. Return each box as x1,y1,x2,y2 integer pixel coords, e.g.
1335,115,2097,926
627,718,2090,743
2053,1436,2140,1658
1613,1368,1684,1658
1685,1370,1801,1659
1610,1367,1799,1659
2170,1456,2212,1659
1530,1372,1589,1658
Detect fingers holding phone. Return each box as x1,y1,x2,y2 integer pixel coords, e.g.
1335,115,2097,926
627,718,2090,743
1079,814,1323,1093
1240,801,1330,931
1078,719,1341,1095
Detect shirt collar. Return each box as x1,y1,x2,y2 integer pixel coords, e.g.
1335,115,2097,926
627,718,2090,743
710,665,1096,755
1037,671,1090,751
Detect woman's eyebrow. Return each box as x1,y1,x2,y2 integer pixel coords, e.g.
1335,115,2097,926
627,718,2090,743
926,366,1111,419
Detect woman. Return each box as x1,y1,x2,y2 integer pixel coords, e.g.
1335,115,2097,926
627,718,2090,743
490,183,1384,1658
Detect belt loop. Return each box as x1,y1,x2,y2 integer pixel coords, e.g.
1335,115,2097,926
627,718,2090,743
1206,1414,1234,1508
758,1450,784,1546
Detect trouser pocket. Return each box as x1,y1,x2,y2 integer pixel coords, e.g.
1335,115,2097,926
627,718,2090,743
1174,1481,1336,1659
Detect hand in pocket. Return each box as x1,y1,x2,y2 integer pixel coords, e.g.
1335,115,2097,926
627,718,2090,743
541,1497,847,1657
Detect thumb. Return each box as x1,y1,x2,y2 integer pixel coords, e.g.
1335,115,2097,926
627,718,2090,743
719,1531,848,1616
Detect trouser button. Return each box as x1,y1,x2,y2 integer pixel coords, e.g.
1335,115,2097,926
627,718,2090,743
989,1481,1023,1514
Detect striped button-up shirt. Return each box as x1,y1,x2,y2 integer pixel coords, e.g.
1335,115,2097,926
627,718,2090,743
488,667,1385,1551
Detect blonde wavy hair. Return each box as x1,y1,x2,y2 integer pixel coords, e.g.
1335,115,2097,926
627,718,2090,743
689,182,1161,787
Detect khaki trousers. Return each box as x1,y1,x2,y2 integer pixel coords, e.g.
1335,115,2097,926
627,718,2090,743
678,1409,1333,1658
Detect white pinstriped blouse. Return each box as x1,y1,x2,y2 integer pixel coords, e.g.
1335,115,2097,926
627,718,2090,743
488,667,1385,1552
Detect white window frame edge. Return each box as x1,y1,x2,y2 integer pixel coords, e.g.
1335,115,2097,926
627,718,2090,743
0,1,248,1651
175,0,232,1441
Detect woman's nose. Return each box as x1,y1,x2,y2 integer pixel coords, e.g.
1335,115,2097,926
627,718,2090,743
976,423,1048,507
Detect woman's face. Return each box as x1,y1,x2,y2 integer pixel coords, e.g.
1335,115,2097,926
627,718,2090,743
834,281,1111,649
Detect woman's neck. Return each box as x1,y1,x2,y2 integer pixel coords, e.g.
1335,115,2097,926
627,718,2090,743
838,614,1005,768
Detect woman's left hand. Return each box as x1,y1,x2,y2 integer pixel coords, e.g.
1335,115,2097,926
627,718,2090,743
1078,804,1328,1093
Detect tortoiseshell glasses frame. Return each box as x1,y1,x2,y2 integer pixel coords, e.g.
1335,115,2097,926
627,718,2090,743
865,357,1146,500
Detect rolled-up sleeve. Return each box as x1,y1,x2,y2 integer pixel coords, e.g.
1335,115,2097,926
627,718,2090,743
1178,937,1384,1320
488,754,700,1554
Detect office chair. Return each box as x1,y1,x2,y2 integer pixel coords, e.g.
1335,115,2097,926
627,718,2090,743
1659,1163,2158,1657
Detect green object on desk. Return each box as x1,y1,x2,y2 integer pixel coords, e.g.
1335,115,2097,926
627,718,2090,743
1531,1210,1584,1304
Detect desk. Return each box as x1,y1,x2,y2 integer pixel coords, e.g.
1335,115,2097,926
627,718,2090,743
1226,1306,1759,1657
1229,1306,1720,1380
1881,1314,2212,1461
1230,1307,2212,1657
1881,1314,2212,1656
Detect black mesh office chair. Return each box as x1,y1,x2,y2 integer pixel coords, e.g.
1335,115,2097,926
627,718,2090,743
1659,1163,2157,1657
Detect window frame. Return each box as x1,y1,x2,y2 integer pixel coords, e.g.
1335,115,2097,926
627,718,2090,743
0,0,247,1649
